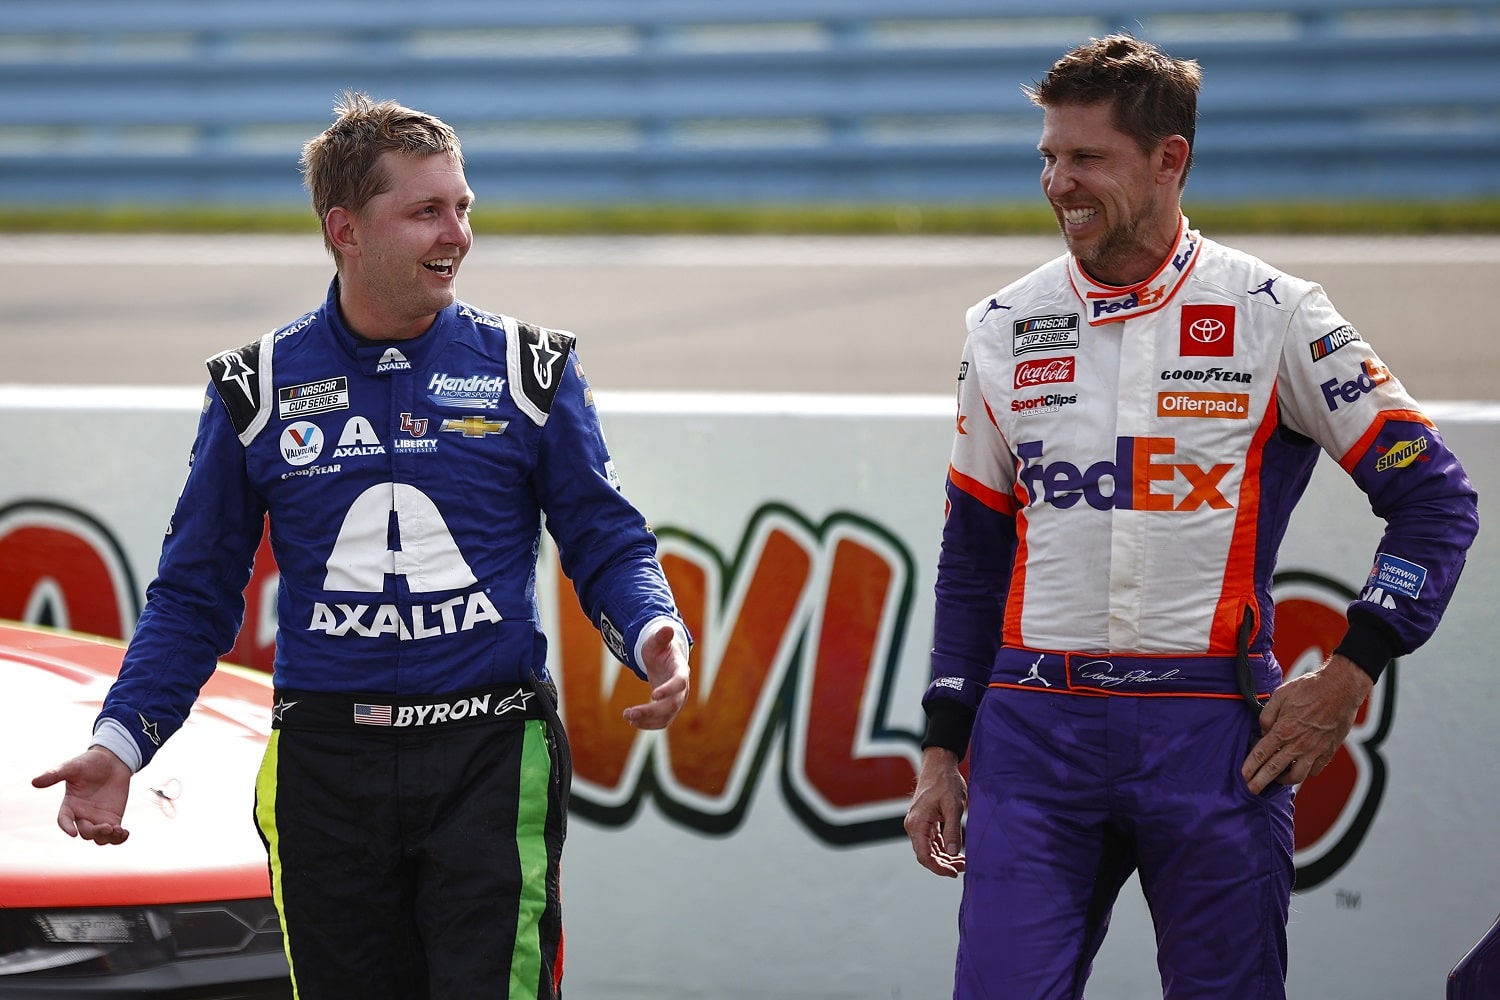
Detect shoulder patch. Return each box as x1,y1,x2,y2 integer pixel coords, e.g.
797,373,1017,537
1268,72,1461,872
512,321,576,418
206,338,265,436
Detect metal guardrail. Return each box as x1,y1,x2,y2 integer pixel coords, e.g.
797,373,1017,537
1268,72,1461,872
1,1,1495,205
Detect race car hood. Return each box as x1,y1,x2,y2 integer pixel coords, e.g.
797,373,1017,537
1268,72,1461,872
1,622,273,908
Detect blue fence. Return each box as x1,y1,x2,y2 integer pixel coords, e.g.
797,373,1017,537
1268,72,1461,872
1,0,1496,206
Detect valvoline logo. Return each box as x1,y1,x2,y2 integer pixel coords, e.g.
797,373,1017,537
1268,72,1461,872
1017,436,1233,511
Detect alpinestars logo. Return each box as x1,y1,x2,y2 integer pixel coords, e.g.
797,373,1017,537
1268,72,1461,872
216,351,256,401
531,335,564,389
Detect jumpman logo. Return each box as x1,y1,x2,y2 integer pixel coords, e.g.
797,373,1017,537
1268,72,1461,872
1249,277,1281,304
1017,654,1052,687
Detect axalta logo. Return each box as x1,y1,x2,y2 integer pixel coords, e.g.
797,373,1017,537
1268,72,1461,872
309,482,503,641
429,372,504,410
1321,358,1391,411
1090,284,1164,319
309,591,503,639
1015,357,1074,388
331,415,386,458
376,347,411,372
1156,391,1250,419
1017,436,1234,511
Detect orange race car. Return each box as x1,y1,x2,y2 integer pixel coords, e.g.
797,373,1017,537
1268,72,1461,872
1,621,291,998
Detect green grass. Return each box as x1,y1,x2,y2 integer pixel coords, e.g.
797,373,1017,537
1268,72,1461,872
2,200,1499,235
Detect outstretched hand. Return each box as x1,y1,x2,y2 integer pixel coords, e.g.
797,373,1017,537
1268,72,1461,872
32,746,134,846
623,623,690,730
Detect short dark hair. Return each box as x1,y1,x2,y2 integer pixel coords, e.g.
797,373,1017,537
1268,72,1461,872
1025,34,1202,186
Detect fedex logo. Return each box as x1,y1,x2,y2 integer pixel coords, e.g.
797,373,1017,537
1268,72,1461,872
1321,359,1391,411
1091,284,1165,319
1017,436,1233,511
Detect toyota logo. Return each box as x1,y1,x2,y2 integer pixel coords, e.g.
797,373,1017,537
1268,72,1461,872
1188,317,1227,344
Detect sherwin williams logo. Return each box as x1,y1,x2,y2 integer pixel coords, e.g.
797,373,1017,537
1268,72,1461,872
1156,391,1250,419
1179,304,1235,357
279,422,322,466
1015,357,1074,388
1361,552,1427,606
1017,436,1233,511
1272,571,1396,889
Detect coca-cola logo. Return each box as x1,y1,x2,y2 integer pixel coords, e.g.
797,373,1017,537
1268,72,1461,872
1014,357,1075,389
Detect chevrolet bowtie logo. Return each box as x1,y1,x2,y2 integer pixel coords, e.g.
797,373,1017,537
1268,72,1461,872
440,416,509,437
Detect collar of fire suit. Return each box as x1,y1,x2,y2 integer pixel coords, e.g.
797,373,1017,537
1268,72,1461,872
1067,215,1203,327
321,276,457,376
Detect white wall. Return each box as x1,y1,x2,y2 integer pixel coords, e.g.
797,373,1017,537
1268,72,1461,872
2,387,1495,998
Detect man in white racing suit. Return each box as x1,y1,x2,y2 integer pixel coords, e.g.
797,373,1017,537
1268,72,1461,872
904,34,1479,999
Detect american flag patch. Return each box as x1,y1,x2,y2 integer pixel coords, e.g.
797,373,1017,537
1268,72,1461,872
354,703,392,726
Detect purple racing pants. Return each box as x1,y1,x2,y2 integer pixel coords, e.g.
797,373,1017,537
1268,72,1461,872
956,650,1295,999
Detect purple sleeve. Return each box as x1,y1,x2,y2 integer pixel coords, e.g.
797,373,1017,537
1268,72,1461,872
1334,416,1479,679
922,477,1017,758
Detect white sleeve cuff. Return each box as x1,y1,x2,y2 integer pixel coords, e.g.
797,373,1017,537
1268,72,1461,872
90,718,143,773
633,615,686,673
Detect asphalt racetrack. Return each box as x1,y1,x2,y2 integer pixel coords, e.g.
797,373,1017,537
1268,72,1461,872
4,233,1497,403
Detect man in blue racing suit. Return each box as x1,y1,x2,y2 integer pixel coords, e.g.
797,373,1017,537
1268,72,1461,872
34,92,691,1000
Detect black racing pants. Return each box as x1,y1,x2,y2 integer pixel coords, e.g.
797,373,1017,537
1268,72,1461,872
254,682,570,999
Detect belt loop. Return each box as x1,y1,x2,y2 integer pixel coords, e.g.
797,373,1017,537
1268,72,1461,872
1235,604,1263,717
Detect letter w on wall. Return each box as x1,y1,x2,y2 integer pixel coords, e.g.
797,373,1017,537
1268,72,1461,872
547,503,922,844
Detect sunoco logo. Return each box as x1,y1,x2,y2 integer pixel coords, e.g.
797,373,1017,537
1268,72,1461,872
1374,437,1429,472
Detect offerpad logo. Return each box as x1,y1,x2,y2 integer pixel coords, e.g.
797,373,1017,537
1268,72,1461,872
1272,570,1396,890
1180,304,1235,357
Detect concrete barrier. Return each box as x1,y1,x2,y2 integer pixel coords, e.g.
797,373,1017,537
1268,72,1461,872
2,386,1495,998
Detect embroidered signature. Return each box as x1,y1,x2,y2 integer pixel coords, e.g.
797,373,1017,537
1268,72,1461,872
1077,660,1182,687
